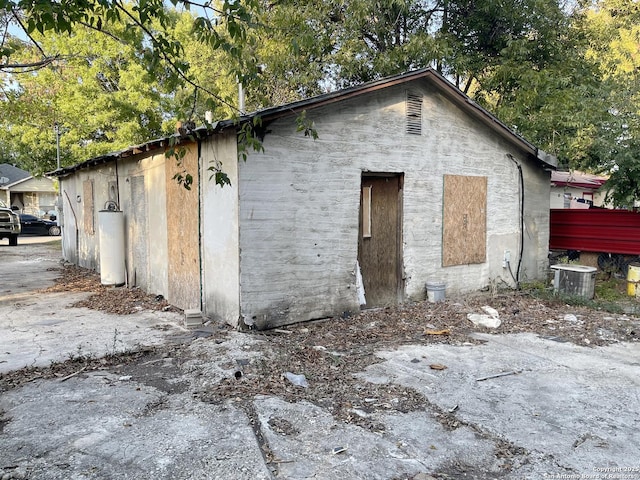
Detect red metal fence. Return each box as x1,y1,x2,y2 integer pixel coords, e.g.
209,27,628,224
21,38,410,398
550,209,640,255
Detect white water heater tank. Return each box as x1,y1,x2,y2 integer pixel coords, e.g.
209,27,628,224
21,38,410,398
98,210,125,286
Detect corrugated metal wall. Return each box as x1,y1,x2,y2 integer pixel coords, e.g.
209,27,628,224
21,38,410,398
550,209,640,255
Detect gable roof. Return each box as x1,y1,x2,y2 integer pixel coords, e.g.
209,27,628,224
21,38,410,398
49,68,557,178
0,163,31,186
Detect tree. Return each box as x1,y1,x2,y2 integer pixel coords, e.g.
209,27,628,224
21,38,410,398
0,1,262,112
568,0,640,207
0,1,266,172
0,12,171,172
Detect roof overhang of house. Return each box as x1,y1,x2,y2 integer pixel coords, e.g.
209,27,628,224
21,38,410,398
48,67,557,178
1,175,34,189
550,170,608,190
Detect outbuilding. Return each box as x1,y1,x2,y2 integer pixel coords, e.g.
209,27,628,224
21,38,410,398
50,68,557,330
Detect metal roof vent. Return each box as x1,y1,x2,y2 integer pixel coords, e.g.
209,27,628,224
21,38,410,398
406,91,422,135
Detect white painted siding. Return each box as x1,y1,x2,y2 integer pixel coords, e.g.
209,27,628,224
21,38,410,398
200,132,241,325
550,186,609,209
121,153,169,297
236,81,550,328
59,153,170,299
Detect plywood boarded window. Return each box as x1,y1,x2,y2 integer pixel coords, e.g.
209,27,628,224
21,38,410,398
83,179,95,235
442,175,486,266
361,186,372,238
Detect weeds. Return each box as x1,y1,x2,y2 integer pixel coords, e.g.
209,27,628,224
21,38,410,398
520,273,629,314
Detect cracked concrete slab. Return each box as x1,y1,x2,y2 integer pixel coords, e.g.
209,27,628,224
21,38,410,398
0,373,273,480
358,334,640,478
254,396,505,479
3,240,640,480
0,241,187,374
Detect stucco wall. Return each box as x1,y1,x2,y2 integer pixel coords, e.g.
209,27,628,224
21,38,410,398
236,81,551,328
121,153,169,300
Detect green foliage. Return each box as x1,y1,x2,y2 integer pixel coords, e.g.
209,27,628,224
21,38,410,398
521,272,627,314
236,116,265,162
167,136,193,190
565,0,640,206
295,110,318,140
594,274,627,303
1,0,639,203
207,159,231,187
0,9,172,172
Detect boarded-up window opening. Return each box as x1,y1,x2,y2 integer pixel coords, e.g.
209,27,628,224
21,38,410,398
83,179,95,235
406,91,422,135
442,175,487,266
362,186,372,238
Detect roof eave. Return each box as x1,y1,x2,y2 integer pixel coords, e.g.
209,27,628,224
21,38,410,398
49,67,557,175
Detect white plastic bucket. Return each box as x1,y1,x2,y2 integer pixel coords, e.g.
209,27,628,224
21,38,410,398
426,281,446,302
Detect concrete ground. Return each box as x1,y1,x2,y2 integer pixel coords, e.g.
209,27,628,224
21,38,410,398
1,240,640,480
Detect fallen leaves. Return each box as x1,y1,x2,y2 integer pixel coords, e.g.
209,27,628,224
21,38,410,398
40,265,179,315
424,328,450,336
429,364,447,370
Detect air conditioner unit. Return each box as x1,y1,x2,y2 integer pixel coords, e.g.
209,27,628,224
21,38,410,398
550,264,597,299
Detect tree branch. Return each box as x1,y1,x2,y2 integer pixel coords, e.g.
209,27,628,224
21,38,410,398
0,56,59,72
76,20,128,45
10,8,48,58
112,0,240,113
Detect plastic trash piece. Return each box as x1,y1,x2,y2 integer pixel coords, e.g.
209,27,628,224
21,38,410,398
467,305,502,328
284,372,308,388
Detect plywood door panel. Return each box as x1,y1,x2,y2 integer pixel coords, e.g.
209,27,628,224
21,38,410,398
83,180,94,235
442,175,487,266
358,175,402,307
165,143,200,310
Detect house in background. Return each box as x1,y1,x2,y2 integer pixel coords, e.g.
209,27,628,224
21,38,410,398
550,170,608,209
0,163,58,216
50,68,557,330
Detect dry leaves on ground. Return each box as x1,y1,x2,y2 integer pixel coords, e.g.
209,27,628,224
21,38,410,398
41,264,179,314
4,264,639,430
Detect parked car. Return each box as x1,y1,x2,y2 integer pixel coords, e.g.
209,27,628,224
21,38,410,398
19,214,61,236
0,200,21,245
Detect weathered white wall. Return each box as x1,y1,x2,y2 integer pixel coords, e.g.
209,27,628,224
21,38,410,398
59,178,80,265
121,153,169,298
237,81,550,328
59,169,102,271
59,153,170,299
521,164,552,283
200,132,241,325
